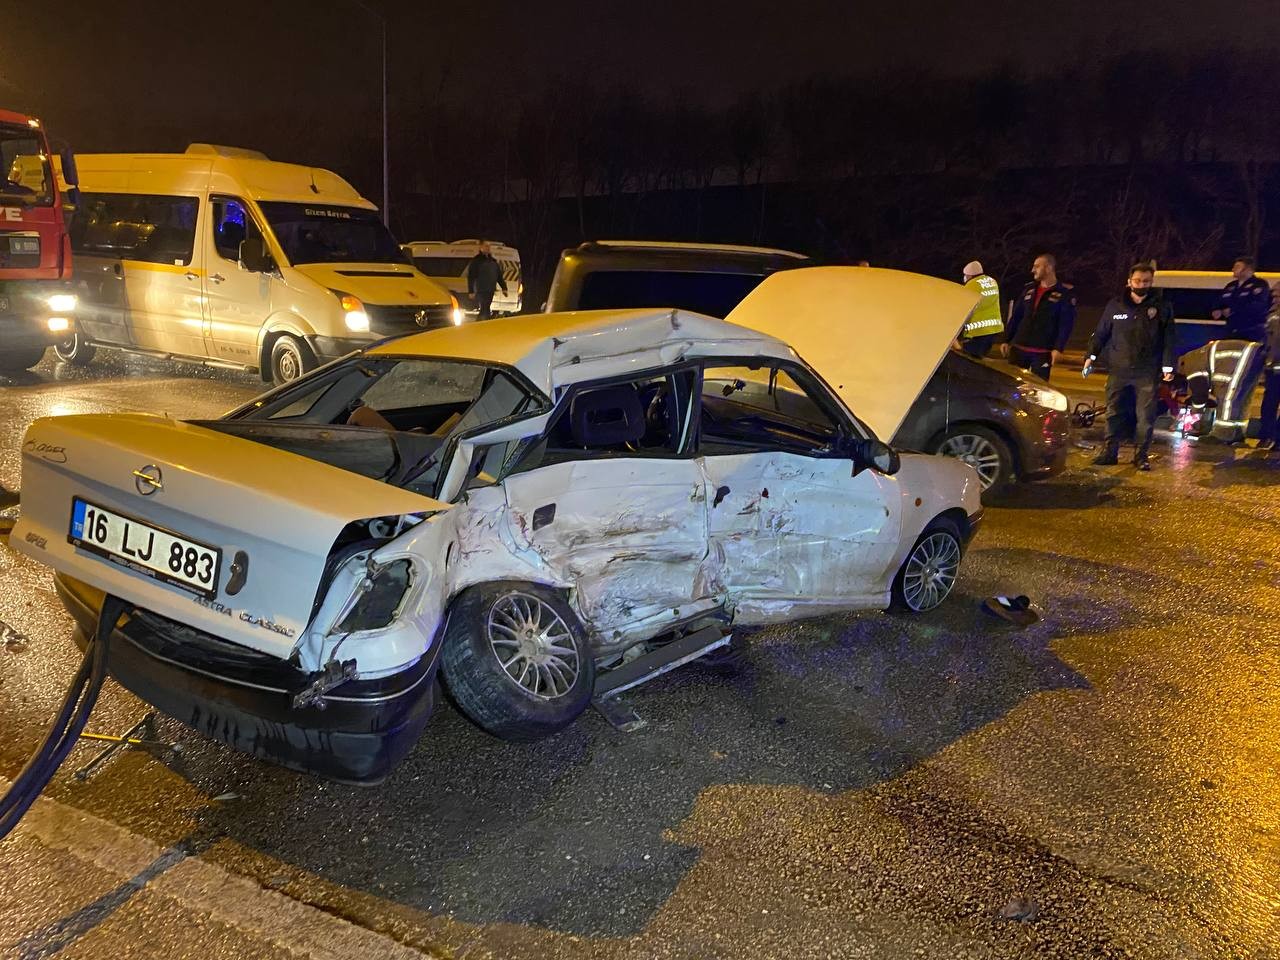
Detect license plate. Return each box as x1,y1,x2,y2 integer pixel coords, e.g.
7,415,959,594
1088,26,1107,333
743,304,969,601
69,497,221,599
6,234,38,257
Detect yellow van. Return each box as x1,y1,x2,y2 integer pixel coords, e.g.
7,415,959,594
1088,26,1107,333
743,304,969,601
65,144,461,383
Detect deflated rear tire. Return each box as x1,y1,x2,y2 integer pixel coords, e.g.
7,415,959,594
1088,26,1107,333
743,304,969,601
270,335,316,386
890,517,963,613
440,582,595,741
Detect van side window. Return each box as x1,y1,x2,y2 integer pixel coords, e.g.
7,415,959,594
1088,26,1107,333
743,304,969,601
70,192,198,266
211,198,262,263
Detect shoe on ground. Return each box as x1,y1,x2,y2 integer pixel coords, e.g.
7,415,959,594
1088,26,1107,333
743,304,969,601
1092,449,1119,465
1135,458,1151,471
1257,439,1276,451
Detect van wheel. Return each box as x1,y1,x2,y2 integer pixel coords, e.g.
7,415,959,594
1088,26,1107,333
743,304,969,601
933,425,1013,496
270,335,315,385
0,344,47,373
440,582,595,742
889,517,963,613
54,331,97,366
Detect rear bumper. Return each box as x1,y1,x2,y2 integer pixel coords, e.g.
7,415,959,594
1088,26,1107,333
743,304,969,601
56,575,439,785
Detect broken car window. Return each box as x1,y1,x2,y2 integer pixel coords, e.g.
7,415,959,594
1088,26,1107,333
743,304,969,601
699,363,841,456
512,369,695,473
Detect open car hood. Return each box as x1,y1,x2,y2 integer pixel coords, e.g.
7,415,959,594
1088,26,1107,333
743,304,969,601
725,266,980,439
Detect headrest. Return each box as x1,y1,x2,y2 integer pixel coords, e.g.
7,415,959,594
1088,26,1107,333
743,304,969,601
570,384,644,447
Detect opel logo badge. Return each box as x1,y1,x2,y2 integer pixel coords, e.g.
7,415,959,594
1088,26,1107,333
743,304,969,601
133,464,163,496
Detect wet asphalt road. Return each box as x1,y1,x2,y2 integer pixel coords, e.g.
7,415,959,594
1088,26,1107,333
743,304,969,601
1,349,1278,959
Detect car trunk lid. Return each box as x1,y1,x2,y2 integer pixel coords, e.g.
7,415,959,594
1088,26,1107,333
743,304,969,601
11,414,445,658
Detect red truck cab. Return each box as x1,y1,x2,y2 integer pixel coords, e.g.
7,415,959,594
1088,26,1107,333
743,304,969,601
0,108,77,373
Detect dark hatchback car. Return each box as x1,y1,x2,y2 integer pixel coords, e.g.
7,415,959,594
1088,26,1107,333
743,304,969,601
544,241,1069,496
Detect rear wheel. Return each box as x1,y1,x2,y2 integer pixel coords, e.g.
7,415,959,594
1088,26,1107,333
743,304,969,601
54,331,97,366
440,582,595,741
890,518,964,613
269,335,316,386
0,344,47,373
933,425,1013,496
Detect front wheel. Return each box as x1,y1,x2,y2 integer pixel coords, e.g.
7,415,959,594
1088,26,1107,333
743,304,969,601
54,331,97,366
440,582,595,741
933,425,1013,496
269,335,316,386
890,518,964,613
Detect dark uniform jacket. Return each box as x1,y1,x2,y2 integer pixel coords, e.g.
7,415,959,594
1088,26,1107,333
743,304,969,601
467,254,507,296
1088,290,1175,377
1216,275,1271,342
1006,281,1077,352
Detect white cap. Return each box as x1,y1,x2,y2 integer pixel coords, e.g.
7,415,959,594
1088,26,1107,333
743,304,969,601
963,260,984,279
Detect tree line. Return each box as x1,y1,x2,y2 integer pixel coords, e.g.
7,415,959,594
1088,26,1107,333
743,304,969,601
382,47,1280,311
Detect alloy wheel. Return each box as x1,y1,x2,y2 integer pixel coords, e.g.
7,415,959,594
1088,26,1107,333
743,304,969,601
938,434,1003,489
901,531,961,611
487,592,581,700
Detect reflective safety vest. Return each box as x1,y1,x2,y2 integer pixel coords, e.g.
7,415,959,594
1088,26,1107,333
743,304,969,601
962,274,1005,339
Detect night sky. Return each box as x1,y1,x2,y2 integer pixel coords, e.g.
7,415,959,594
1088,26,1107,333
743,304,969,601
4,0,1276,214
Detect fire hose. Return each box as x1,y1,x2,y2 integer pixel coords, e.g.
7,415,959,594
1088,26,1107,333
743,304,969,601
0,594,130,840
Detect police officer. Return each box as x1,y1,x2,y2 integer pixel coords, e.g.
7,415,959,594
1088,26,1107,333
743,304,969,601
1213,257,1270,341
1000,253,1077,380
953,260,1003,358
1084,262,1175,470
1255,280,1280,452
467,241,509,321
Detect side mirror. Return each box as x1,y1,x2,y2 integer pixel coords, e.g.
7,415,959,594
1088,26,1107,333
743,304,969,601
239,237,272,273
59,149,79,210
851,437,900,477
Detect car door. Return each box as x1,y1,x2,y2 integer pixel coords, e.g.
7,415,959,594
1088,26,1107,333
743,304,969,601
119,192,208,358
500,369,714,637
698,361,903,615
202,196,273,365
67,193,132,345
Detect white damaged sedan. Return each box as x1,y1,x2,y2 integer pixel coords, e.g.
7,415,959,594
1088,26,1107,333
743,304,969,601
12,267,983,782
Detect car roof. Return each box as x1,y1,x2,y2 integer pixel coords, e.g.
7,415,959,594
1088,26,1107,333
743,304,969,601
582,240,809,259
366,307,791,396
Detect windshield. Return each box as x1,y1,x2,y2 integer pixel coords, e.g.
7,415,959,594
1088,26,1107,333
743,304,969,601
0,123,53,206
257,201,409,266
221,355,543,496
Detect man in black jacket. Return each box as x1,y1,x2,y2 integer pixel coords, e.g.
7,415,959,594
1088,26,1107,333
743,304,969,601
1000,253,1077,380
466,242,508,320
1084,262,1175,470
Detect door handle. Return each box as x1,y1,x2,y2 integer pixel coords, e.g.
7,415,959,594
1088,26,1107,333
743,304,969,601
532,503,556,531
184,271,199,281
209,272,226,284
111,263,123,279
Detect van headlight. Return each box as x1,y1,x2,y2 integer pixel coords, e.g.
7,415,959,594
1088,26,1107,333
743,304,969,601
336,559,412,632
47,293,77,313
1017,384,1068,412
450,294,464,325
339,294,370,333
